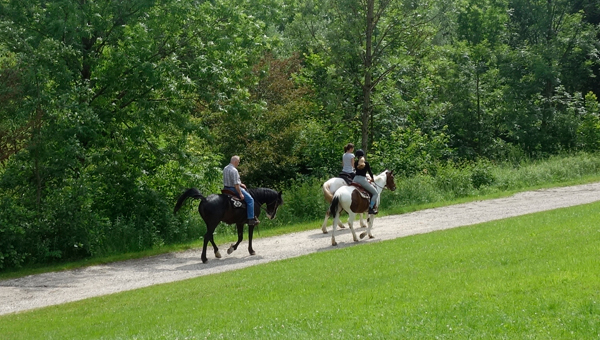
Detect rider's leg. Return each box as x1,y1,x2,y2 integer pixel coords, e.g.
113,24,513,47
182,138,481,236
353,176,378,213
240,187,258,225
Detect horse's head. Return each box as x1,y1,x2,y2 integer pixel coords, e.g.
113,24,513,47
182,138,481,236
265,191,284,219
385,170,396,191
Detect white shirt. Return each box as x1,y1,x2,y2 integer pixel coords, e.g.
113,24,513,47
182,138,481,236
342,153,355,173
223,163,241,187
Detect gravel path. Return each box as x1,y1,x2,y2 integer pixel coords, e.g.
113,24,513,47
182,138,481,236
3,182,600,315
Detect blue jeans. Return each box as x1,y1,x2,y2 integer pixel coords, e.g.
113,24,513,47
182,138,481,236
225,186,255,219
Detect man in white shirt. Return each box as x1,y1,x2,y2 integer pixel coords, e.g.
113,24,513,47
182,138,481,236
223,155,258,226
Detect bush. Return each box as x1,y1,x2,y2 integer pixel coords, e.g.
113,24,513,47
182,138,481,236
278,176,328,223
470,159,496,189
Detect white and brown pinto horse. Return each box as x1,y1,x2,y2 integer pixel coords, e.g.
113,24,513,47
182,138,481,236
321,177,369,233
328,170,396,246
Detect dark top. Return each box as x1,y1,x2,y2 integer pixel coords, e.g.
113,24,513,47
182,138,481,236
354,159,374,179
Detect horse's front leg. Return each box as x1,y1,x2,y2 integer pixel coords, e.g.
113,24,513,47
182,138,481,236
227,223,245,255
359,213,367,228
360,215,375,240
247,224,256,256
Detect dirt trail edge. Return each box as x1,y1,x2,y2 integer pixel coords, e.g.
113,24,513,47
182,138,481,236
3,182,600,315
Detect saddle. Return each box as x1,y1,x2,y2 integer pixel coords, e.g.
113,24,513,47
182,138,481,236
221,189,246,209
350,183,372,200
338,172,354,185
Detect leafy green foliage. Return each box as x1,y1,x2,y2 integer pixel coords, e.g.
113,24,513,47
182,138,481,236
0,0,266,268
373,125,452,177
0,0,599,270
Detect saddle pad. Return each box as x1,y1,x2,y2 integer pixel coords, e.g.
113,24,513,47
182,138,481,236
220,189,246,209
357,190,370,200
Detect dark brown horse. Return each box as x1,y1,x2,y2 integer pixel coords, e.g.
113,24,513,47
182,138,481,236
174,187,283,263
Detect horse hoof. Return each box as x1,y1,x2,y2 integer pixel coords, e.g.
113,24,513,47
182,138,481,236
360,232,367,239
201,258,208,264
322,229,328,234
249,250,256,256
227,245,235,255
339,225,346,229
332,240,338,246
215,251,222,259
369,235,375,239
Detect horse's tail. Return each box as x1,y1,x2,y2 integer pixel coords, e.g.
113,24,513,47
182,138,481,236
323,181,334,203
173,188,205,214
329,195,340,218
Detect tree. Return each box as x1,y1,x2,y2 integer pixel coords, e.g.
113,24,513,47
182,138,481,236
498,0,600,154
0,0,267,267
289,0,440,153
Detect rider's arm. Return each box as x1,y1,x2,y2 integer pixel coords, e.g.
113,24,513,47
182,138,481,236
234,184,244,199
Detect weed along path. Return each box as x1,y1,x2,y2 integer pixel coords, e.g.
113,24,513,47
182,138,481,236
3,182,600,315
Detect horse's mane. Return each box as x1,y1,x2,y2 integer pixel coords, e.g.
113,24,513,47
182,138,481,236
375,170,388,179
247,187,279,203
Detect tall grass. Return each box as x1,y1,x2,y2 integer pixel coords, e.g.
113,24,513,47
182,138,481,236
2,201,599,339
379,152,600,213
268,152,600,225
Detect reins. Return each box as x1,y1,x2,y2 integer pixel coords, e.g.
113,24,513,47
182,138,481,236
372,181,385,190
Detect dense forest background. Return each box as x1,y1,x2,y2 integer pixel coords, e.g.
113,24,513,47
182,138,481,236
1,0,599,269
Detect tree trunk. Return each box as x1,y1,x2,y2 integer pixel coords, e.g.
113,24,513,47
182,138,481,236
362,0,375,153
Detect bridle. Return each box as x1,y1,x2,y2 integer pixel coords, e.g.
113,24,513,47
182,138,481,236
372,171,394,191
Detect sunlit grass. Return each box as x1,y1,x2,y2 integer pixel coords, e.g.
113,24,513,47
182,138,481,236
1,202,599,339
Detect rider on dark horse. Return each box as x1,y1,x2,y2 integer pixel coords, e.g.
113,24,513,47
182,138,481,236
352,149,378,215
223,155,260,226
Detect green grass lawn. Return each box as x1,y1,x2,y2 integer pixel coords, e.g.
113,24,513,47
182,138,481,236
2,201,599,339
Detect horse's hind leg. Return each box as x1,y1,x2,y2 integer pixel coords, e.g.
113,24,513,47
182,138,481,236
322,210,347,234
228,223,244,255
201,229,216,263
211,236,221,259
331,213,339,246
201,224,220,263
201,235,210,263
321,211,330,234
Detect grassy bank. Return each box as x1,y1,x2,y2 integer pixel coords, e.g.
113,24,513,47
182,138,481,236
2,200,599,339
